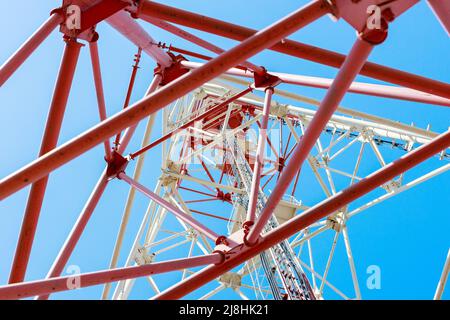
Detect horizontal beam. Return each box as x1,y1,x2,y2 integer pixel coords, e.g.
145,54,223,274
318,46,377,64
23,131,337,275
182,61,450,106
0,254,222,299
139,1,450,99
0,0,330,200
155,128,450,299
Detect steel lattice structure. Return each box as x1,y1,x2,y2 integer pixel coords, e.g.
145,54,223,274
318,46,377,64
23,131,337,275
0,0,449,300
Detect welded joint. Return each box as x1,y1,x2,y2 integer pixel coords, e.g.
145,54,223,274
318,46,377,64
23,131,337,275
106,151,129,180
54,0,129,41
252,69,281,91
127,0,144,18
358,7,393,45
154,53,190,86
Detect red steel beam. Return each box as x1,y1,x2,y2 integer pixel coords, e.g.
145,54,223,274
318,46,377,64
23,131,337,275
155,128,450,299
140,15,265,75
88,41,112,159
181,61,450,107
0,0,330,200
245,87,273,223
36,75,164,300
246,36,374,244
114,47,143,149
0,13,63,87
118,173,220,242
36,170,108,300
8,38,82,284
139,1,450,100
427,0,450,36
116,73,163,154
0,254,223,300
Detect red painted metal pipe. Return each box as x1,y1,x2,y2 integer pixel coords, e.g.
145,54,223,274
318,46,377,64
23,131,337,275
245,87,273,223
36,76,162,301
155,128,450,299
118,173,220,242
139,1,450,99
36,170,108,300
246,37,374,244
141,15,265,75
0,254,222,300
130,87,253,159
181,61,450,107
8,38,82,284
427,0,450,36
89,41,112,159
117,73,163,154
37,74,163,300
0,13,63,87
0,0,330,201
114,47,143,149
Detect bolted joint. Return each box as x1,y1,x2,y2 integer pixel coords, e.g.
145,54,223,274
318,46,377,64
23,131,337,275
127,0,143,19
359,8,394,45
88,32,100,43
106,151,129,180
242,221,254,234
50,7,65,19
253,68,281,89
211,250,227,265
154,53,190,86
215,235,229,246
243,232,260,247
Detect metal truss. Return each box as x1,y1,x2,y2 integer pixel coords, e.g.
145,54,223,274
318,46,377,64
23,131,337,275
0,0,449,300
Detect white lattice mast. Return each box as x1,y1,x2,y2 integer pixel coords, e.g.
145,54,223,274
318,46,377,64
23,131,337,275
108,80,449,300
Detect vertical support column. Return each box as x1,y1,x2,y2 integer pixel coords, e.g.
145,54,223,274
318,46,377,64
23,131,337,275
245,87,274,223
246,36,375,245
9,37,82,284
0,13,63,86
89,39,112,160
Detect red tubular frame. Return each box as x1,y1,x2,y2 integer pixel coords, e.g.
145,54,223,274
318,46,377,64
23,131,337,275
36,171,109,300
246,36,374,244
180,61,450,107
0,253,223,300
8,38,82,284
116,73,163,154
155,128,450,299
139,0,450,99
427,0,450,36
0,0,330,201
0,13,63,86
118,173,220,242
140,16,264,75
114,47,143,149
36,74,164,300
89,41,112,159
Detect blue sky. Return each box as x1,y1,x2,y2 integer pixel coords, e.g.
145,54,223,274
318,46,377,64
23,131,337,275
0,1,449,300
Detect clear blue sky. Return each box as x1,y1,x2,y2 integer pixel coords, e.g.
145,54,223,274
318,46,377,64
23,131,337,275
0,1,449,300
